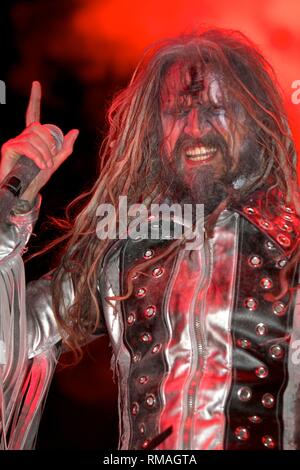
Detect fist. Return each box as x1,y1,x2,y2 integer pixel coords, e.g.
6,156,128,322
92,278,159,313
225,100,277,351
0,81,79,203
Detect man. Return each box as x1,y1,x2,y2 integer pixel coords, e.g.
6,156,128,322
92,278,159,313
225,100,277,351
0,28,299,450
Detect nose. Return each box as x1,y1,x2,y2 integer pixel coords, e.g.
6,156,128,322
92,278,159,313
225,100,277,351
184,108,211,138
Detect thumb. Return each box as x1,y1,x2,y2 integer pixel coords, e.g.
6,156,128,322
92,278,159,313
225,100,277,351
54,129,79,167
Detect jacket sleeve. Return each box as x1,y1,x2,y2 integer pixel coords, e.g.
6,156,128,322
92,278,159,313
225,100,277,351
0,195,108,449
0,195,65,361
0,195,63,449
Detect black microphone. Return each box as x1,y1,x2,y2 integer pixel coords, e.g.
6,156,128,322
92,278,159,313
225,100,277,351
0,124,63,222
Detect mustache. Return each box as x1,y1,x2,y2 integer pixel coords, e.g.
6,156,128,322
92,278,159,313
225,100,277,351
173,132,230,159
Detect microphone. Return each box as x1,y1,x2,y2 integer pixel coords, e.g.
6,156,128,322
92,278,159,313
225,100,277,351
0,124,64,222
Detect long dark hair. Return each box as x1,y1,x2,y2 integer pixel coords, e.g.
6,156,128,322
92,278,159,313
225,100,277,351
44,28,299,357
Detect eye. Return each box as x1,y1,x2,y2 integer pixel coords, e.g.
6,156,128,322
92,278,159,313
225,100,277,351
165,107,189,118
210,105,225,116
175,108,190,117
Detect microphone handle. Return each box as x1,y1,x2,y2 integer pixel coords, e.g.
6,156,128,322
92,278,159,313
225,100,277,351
0,124,63,223
0,156,40,222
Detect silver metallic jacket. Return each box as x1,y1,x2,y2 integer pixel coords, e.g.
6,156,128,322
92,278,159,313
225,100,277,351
0,190,299,450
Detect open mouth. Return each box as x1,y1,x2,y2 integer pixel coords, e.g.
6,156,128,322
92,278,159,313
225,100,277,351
185,145,218,162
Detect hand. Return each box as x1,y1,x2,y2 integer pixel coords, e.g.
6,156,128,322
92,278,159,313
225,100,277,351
0,81,79,203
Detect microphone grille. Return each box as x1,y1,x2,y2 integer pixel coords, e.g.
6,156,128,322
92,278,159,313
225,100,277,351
43,124,64,153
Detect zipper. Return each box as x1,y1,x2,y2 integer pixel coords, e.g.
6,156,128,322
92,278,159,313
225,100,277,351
180,236,213,449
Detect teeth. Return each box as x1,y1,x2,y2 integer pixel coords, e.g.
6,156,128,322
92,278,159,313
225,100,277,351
185,146,217,160
186,154,213,161
185,146,217,156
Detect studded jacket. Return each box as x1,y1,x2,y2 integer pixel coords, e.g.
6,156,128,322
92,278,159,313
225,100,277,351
0,189,299,450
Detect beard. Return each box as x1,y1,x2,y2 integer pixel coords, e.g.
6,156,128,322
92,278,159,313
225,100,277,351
159,132,262,216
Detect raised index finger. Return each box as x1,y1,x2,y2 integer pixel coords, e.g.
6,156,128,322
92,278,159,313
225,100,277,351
26,81,42,127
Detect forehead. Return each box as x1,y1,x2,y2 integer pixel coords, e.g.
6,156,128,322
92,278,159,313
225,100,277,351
160,61,224,109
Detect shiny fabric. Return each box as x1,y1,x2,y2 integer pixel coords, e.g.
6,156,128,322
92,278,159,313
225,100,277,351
158,212,239,449
283,275,300,450
99,193,300,450
0,196,60,449
0,191,299,450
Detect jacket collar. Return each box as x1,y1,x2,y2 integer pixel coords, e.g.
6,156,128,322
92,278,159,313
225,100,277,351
233,189,299,259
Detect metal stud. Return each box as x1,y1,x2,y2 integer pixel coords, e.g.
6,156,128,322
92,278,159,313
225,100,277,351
142,439,150,449
261,393,275,408
144,249,154,259
269,344,284,360
152,267,164,278
262,435,276,449
272,301,286,316
248,255,263,268
127,313,136,325
259,219,273,230
140,332,152,343
256,323,267,336
140,424,145,435
234,426,250,441
237,387,252,402
265,241,276,251
138,376,148,385
244,297,258,311
144,305,157,319
278,221,293,232
255,366,269,379
276,259,287,269
283,205,295,214
152,344,162,354
243,207,256,215
237,338,252,349
260,277,273,290
136,287,147,298
283,214,293,222
276,233,291,247
133,352,141,363
146,394,156,407
131,402,139,415
248,415,262,424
